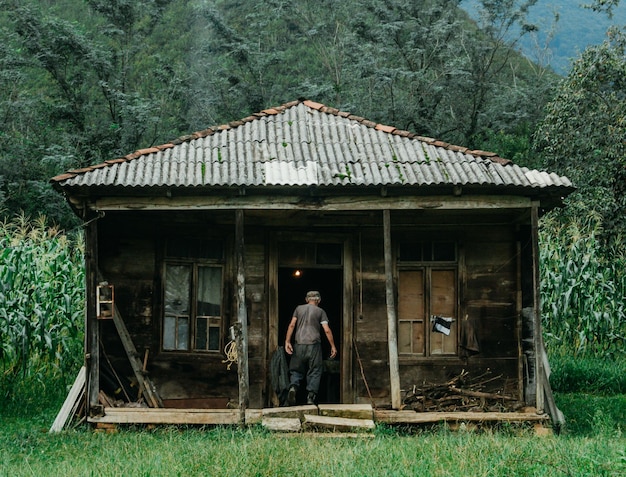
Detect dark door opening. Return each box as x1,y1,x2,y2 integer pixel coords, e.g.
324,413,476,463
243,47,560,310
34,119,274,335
278,267,342,404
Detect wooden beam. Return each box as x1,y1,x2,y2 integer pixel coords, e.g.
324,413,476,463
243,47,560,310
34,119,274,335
84,217,99,413
342,236,354,403
530,203,544,413
89,408,240,425
383,210,401,410
110,301,163,408
374,410,549,424
235,209,249,421
94,195,532,212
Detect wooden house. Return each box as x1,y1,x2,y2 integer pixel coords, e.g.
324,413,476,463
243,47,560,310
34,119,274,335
51,99,573,427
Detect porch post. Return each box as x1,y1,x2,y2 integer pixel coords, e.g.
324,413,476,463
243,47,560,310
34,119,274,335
84,213,99,413
383,210,401,409
235,209,249,420
531,202,545,413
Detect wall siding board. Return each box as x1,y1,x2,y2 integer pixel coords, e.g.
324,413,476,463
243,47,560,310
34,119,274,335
94,210,527,409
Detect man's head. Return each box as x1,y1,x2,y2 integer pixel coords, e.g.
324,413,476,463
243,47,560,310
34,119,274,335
305,290,321,304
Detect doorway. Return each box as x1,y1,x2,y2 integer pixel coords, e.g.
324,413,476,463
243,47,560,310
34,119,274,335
278,267,342,404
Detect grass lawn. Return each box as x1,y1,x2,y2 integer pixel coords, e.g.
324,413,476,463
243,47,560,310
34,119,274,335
1,395,625,477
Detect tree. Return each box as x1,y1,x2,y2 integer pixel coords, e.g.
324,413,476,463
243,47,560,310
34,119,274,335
0,0,191,227
534,27,626,247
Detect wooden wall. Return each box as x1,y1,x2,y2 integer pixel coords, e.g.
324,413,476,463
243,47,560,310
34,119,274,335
94,208,532,409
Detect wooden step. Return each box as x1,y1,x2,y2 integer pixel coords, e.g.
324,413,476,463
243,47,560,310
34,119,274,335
261,404,318,420
302,414,376,432
261,417,302,432
318,404,373,420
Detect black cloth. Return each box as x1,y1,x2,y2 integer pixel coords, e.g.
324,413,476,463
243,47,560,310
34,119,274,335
269,346,290,406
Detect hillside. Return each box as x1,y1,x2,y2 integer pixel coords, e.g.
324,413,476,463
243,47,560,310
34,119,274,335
461,0,626,74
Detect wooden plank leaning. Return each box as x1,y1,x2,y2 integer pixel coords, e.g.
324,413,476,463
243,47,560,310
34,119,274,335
50,366,86,433
110,300,163,408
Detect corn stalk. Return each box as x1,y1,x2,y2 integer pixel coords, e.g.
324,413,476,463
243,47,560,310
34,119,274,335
0,214,84,384
540,214,626,358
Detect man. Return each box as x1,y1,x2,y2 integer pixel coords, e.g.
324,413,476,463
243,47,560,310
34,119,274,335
284,290,337,405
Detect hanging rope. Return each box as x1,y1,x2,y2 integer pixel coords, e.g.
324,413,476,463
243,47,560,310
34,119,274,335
222,340,238,370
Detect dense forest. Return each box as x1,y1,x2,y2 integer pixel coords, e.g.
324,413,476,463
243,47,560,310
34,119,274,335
0,1,624,427
0,0,624,248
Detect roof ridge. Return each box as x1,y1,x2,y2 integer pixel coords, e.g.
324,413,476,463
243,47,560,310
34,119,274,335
50,98,510,183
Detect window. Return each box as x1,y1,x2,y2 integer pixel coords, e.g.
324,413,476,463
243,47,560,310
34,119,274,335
398,241,457,356
163,240,224,352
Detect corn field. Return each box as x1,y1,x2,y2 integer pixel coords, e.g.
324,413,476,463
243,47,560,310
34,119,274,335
0,214,84,392
540,214,626,358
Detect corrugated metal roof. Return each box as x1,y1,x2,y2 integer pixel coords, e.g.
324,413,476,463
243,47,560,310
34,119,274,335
51,99,573,191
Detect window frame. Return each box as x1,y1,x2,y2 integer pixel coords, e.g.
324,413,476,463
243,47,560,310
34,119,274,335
397,241,459,358
161,240,225,354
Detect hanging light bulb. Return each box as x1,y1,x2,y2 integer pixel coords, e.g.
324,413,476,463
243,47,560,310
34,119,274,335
293,269,302,278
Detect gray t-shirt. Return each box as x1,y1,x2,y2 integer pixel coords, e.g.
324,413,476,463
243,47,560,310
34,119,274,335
293,303,329,344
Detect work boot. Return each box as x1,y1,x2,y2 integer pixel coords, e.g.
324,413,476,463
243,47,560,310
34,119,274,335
306,391,317,405
287,386,297,406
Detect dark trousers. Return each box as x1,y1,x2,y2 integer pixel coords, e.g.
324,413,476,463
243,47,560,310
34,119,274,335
289,343,322,394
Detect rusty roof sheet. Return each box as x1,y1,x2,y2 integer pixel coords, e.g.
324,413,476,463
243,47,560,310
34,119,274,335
51,99,573,191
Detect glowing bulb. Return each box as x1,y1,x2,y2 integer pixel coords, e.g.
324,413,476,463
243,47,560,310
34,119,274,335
293,269,302,277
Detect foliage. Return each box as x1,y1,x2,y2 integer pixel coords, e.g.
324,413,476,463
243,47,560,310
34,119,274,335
0,0,192,227
0,0,561,230
534,27,626,248
540,213,626,359
0,214,84,404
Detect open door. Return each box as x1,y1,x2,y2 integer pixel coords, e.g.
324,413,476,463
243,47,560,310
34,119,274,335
278,267,343,404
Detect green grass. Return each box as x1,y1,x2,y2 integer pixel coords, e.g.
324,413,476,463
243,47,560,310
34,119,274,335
0,417,624,477
0,383,625,477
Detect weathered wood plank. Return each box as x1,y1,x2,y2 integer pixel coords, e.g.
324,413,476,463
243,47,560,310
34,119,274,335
235,209,249,421
89,408,240,425
110,301,163,408
261,417,302,432
383,210,401,410
95,195,532,212
50,366,86,433
303,414,376,431
262,405,318,420
318,404,373,420
374,410,549,424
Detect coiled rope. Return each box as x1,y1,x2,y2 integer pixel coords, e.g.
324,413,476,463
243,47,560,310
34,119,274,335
222,340,238,370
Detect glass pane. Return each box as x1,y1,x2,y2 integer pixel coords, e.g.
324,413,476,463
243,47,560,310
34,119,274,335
433,242,456,261
165,265,191,316
178,317,189,350
163,316,176,350
197,266,222,316
196,317,208,350
209,326,220,351
399,242,423,261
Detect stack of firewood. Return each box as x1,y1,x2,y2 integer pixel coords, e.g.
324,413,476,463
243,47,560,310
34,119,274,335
403,370,525,412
